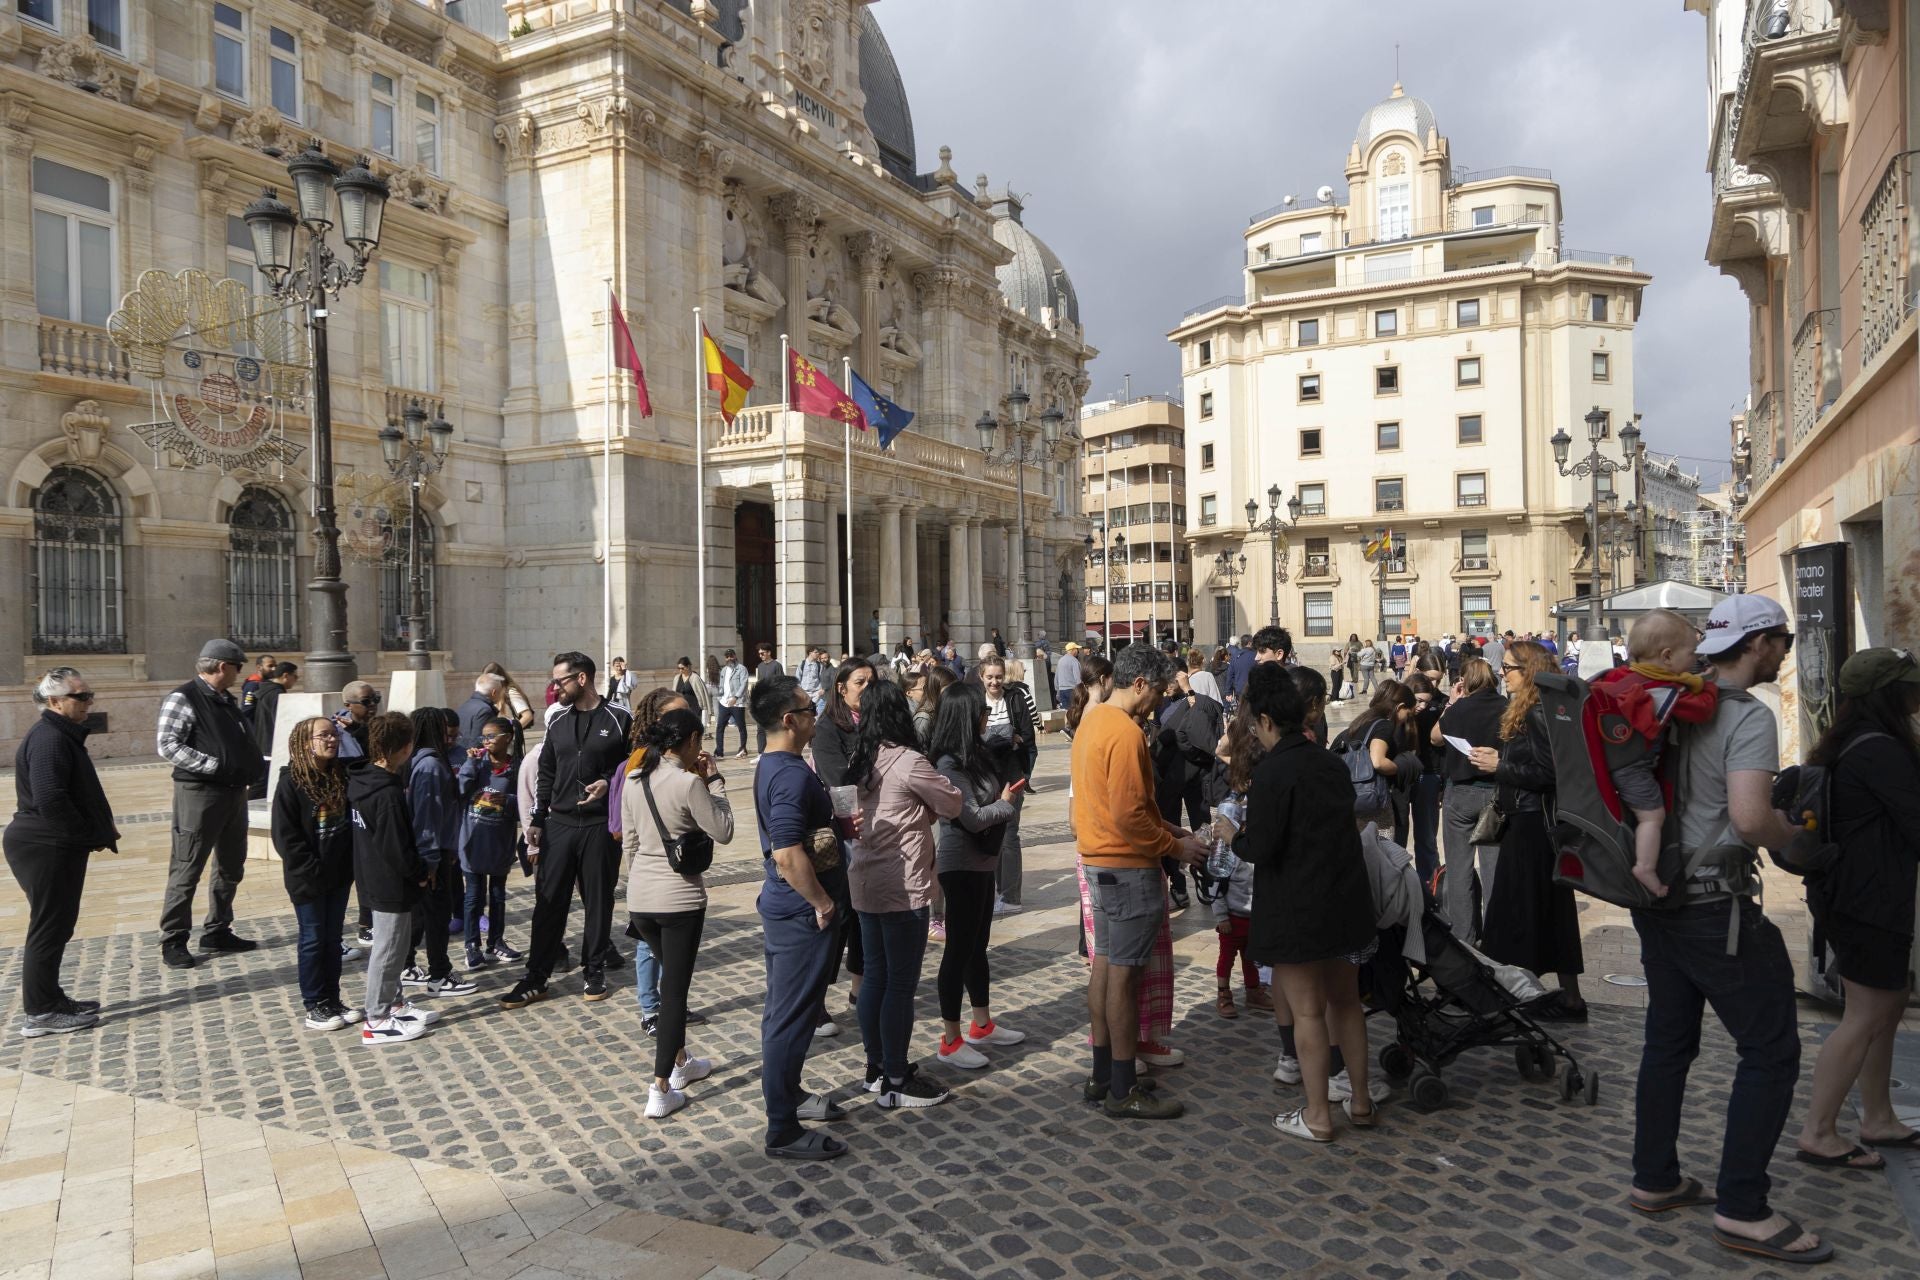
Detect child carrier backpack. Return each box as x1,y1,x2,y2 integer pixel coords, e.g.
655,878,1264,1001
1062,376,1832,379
1340,720,1391,813
1768,732,1890,878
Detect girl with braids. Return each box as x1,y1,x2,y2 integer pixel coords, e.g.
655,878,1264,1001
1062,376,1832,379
622,708,733,1118
272,716,362,1030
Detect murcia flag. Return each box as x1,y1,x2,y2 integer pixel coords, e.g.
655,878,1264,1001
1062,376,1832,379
609,290,652,417
787,349,867,430
701,326,753,424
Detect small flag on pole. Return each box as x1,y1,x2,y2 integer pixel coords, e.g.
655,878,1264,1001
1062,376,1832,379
609,290,652,417
787,349,867,430
701,326,754,424
848,369,914,450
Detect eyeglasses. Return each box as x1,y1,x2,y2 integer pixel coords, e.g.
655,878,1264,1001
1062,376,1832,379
1500,663,1522,673
787,704,818,719
311,730,338,741
55,690,95,703
481,731,510,742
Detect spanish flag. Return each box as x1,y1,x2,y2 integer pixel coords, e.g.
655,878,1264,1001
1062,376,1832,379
701,326,753,424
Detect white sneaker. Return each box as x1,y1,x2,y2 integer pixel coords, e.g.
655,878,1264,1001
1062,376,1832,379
937,1037,989,1069
361,1016,424,1046
303,1005,346,1031
1273,1054,1302,1085
815,1017,841,1038
340,943,363,963
991,896,1022,917
963,1020,1025,1046
644,1084,687,1119
398,966,433,988
390,1001,441,1026
419,975,478,997
333,1004,366,1026
668,1057,712,1090
1327,1070,1390,1104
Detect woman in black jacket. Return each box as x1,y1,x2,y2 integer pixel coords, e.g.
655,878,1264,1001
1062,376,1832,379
811,659,872,1026
3,668,115,1038
1235,664,1377,1143
1794,649,1920,1168
1470,641,1585,1018
273,716,360,1031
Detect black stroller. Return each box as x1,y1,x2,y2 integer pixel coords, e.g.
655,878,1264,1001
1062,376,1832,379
1368,907,1597,1111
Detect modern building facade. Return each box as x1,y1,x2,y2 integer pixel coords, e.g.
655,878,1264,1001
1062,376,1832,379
1079,395,1188,650
0,0,1093,755
1169,86,1649,650
1694,0,1920,757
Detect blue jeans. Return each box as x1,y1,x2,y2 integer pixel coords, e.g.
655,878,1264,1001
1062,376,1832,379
1631,898,1800,1222
716,706,749,757
857,906,930,1081
293,885,351,1007
758,867,837,1145
462,872,506,952
634,934,661,1015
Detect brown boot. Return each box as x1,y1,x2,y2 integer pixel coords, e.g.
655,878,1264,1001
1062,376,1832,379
1215,987,1238,1019
1245,985,1275,1012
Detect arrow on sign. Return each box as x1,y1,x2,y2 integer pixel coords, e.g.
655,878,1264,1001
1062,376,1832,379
1805,610,1825,623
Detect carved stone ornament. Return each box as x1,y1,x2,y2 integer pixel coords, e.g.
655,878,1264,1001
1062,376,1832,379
577,93,630,137
366,0,392,37
60,399,111,463
493,111,537,160
380,162,449,215
722,182,784,307
36,34,123,102
791,0,834,91
230,106,311,157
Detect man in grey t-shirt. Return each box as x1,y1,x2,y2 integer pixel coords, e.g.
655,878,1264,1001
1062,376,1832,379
1627,595,1830,1264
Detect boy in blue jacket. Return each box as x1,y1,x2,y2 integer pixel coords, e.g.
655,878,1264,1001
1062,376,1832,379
349,712,430,1045
456,716,523,970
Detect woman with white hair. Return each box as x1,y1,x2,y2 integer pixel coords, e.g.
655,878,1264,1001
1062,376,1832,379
3,668,116,1037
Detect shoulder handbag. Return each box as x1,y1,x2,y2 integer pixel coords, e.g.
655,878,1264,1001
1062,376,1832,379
1467,796,1508,844
640,771,715,877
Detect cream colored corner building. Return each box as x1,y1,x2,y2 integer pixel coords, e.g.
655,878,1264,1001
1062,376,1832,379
1169,86,1649,653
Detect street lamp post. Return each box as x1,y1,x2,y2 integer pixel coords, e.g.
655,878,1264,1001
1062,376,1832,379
978,392,1063,658
244,145,390,694
1083,528,1126,659
1245,483,1301,627
379,403,454,670
1551,406,1642,674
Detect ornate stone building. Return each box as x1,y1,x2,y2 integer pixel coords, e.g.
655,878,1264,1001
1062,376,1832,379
0,0,1094,753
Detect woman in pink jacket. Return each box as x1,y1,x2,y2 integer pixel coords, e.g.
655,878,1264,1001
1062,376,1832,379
846,679,963,1110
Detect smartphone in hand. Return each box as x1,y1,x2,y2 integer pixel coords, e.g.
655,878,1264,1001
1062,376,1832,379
1007,778,1029,796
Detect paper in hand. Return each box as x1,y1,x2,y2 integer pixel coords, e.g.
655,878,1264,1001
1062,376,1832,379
1443,734,1476,757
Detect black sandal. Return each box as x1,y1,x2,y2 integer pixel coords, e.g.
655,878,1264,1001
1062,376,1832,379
1863,1130,1920,1149
1794,1143,1885,1170
1711,1219,1834,1265
765,1130,849,1161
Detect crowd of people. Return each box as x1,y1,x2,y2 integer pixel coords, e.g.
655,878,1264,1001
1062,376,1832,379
7,597,1920,1263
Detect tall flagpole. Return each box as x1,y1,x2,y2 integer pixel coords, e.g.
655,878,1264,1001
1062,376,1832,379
693,306,707,677
602,278,614,669
842,356,855,658
1102,462,1112,659
1149,462,1158,649
778,332,790,671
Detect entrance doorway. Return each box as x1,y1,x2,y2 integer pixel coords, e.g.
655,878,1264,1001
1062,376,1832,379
735,502,774,672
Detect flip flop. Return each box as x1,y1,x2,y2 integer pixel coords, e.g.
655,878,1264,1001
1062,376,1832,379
1863,1131,1920,1149
1794,1144,1885,1170
764,1130,848,1161
1711,1220,1834,1265
1629,1177,1714,1214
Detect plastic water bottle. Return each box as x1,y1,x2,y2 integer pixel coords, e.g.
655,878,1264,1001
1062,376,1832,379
1209,795,1245,881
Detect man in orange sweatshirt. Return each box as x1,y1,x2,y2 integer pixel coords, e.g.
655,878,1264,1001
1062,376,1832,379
1072,643,1209,1119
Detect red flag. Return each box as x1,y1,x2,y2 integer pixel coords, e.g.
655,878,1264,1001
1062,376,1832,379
609,290,652,418
787,348,867,430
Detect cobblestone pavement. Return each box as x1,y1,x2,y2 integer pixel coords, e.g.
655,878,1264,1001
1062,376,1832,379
1,737,1918,1278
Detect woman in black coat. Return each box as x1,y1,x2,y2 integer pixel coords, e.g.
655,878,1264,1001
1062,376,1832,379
3,668,115,1037
272,716,359,1031
1469,640,1585,1018
1234,664,1377,1143
1795,649,1920,1167
811,659,873,1024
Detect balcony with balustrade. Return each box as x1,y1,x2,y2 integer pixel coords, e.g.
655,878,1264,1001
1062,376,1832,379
1729,0,1844,180
37,320,130,385
1860,152,1915,366
1790,307,1840,445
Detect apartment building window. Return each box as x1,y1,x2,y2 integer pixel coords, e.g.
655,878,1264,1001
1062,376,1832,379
1297,318,1319,346
1375,478,1404,512
1460,528,1490,566
415,91,441,173
1304,592,1334,637
18,0,55,27
1592,351,1610,381
1589,293,1608,322
1457,298,1480,327
1199,442,1214,471
1457,356,1481,387
1377,178,1410,241
1198,339,1212,365
31,465,125,655
371,73,397,156
1456,472,1487,507
1298,483,1326,516
269,26,300,118
1375,365,1398,395
1299,231,1323,253
1299,428,1321,457
1255,245,1270,263
88,0,123,50
1304,536,1330,575
228,486,298,649
1374,308,1398,337
380,260,436,390
1298,373,1320,403
33,159,115,327
1383,588,1412,631
1457,413,1484,445
1199,495,1217,526
1376,421,1400,451
1471,205,1495,227
1461,586,1495,636
1198,391,1213,419
213,3,246,99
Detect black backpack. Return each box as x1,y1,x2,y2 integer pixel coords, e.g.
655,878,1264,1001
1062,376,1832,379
1768,732,1890,878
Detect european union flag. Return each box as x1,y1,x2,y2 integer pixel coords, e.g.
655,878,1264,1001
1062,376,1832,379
849,368,915,450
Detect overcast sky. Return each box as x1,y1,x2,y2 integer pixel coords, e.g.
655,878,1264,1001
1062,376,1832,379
882,0,1745,484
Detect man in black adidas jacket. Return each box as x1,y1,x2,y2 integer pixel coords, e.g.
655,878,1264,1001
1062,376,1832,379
502,650,631,1008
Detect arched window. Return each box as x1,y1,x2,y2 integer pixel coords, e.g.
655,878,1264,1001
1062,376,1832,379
31,465,124,654
379,505,437,650
228,486,298,649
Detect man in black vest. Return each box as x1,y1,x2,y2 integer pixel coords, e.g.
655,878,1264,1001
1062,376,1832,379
155,639,268,969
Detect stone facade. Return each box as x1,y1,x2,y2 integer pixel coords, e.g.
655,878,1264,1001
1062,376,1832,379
0,0,1093,755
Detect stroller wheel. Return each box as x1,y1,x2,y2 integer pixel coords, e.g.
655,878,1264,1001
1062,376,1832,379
1515,1044,1548,1083
1559,1064,1582,1102
1410,1070,1449,1112
1584,1069,1601,1106
1380,1043,1416,1081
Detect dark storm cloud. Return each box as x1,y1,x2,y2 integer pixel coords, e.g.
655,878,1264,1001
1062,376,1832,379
880,0,1744,482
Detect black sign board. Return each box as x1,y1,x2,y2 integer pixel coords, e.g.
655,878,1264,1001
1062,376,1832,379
1791,542,1848,750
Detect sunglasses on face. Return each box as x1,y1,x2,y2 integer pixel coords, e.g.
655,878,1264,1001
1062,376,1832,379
56,690,95,703
347,696,380,707
1762,630,1795,652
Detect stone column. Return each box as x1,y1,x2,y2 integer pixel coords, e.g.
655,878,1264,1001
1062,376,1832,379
848,232,890,384
948,519,970,642
877,499,902,652
900,505,920,641
768,193,817,360
494,112,540,445
968,518,987,644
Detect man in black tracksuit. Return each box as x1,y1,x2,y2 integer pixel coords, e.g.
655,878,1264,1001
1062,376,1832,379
502,651,630,1007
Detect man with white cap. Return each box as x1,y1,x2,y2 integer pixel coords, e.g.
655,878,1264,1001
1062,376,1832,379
1626,594,1831,1264
156,638,269,969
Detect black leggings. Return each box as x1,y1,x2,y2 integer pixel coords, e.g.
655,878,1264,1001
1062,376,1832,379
631,908,706,1081
937,869,995,1022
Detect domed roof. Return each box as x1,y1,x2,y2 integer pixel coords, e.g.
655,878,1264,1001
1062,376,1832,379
989,192,1079,328
857,9,916,182
1354,83,1436,150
